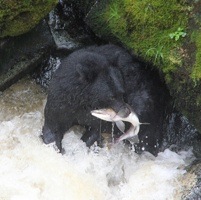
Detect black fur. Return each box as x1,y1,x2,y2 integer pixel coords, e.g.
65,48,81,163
42,44,169,155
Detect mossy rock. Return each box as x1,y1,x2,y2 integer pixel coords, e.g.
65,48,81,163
85,0,201,133
0,0,58,37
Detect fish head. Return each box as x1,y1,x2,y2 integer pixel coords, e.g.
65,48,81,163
91,105,132,122
90,108,116,122
91,104,134,123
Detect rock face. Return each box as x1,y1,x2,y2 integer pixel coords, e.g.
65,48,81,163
0,20,55,91
0,0,57,91
48,0,100,51
0,0,102,92
181,160,201,200
0,0,58,37
77,0,201,134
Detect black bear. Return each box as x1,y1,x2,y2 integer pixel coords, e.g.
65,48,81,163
42,44,168,155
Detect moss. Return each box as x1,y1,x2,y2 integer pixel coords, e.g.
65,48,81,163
196,94,201,106
102,0,189,82
105,2,128,41
191,31,201,82
0,0,57,37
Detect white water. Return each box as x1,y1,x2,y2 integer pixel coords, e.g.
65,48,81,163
0,77,195,200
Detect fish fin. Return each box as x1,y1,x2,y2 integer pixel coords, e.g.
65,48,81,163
115,121,125,133
139,122,150,125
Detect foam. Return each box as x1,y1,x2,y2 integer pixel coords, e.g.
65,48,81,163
0,78,195,200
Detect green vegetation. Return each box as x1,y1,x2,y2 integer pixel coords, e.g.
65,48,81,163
169,27,187,41
0,0,57,37
102,0,190,82
191,31,201,83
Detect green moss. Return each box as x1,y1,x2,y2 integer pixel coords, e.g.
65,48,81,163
103,0,189,82
0,0,57,37
105,2,128,41
196,94,201,106
191,31,201,82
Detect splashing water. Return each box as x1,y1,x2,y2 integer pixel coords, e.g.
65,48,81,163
0,77,195,200
111,122,115,143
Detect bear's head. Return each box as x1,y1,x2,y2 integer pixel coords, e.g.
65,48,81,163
75,51,131,118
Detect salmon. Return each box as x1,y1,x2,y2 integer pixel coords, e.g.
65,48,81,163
91,108,149,143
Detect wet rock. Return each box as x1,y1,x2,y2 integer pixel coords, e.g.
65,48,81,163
193,140,201,159
32,1,105,89
33,56,61,89
162,111,201,199
182,160,201,200
162,111,201,151
48,0,102,52
0,20,55,91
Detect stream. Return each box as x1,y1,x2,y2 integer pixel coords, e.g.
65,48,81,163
0,77,196,200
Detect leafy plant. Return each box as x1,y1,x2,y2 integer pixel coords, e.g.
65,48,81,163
108,3,120,21
146,46,164,64
169,27,187,41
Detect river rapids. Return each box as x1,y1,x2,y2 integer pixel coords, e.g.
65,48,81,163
0,77,195,200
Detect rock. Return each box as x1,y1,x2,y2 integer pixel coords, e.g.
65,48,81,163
0,20,55,91
0,0,58,37
162,111,201,150
48,0,101,52
32,1,104,89
181,160,201,199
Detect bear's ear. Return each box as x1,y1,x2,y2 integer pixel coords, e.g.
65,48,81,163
76,64,96,82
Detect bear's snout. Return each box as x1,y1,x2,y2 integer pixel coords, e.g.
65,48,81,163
111,102,131,118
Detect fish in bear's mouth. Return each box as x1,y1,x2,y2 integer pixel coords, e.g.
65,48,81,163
91,108,149,143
